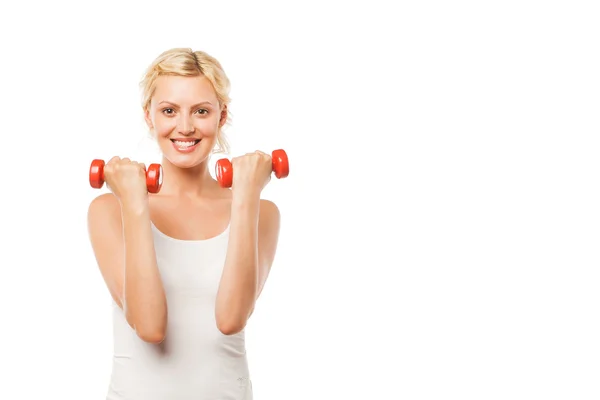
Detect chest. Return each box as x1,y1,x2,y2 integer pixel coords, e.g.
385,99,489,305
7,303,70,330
149,195,231,241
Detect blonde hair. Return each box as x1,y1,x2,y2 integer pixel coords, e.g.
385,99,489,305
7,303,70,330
139,47,232,154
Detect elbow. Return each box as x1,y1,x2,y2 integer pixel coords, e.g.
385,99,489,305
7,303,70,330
216,315,246,336
137,328,166,344
217,322,244,336
126,311,167,344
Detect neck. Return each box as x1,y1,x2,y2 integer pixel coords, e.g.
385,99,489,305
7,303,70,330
157,156,218,197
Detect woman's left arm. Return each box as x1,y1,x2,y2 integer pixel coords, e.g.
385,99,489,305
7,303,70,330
215,153,281,335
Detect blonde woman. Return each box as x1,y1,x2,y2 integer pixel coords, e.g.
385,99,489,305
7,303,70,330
87,47,281,399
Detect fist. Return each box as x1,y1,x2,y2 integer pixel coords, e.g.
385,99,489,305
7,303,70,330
231,150,273,195
103,156,149,204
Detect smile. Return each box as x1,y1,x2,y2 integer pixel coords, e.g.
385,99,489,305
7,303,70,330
170,138,201,153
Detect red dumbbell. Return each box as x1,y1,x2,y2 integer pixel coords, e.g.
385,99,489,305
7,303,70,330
215,149,289,188
89,159,163,193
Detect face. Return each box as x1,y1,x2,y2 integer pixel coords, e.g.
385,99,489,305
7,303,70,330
144,75,226,169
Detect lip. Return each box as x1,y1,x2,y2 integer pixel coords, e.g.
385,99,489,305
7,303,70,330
171,138,201,153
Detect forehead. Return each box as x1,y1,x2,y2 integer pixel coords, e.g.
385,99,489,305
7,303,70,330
152,75,218,105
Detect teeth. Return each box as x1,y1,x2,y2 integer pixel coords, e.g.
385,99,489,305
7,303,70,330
174,140,197,147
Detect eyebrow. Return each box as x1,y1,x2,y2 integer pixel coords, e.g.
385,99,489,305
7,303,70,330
158,101,214,107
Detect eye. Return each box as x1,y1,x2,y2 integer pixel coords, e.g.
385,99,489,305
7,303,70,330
196,109,208,115
162,108,175,115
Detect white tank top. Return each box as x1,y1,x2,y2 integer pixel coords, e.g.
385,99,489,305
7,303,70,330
105,221,253,400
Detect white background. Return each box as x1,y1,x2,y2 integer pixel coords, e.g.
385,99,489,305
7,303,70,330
1,1,599,399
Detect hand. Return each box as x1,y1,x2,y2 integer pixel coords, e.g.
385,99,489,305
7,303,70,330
103,156,150,208
231,150,273,197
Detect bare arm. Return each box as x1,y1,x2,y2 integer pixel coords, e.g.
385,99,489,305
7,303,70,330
215,196,281,335
87,193,168,343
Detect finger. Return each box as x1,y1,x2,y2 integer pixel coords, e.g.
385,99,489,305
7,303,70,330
257,151,270,162
130,160,140,169
103,164,114,176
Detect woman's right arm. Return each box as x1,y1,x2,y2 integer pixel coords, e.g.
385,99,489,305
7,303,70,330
87,193,168,344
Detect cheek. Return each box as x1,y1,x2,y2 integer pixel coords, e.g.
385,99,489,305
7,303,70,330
154,117,176,137
196,117,221,136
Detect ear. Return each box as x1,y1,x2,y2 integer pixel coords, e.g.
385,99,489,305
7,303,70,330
144,109,154,130
218,105,228,128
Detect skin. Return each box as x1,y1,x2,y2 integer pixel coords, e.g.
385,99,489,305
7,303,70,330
87,74,280,343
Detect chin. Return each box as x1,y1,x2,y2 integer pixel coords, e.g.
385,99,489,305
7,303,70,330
165,155,205,169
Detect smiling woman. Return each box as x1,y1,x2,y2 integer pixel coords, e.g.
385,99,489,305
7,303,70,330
87,47,281,400
145,74,228,164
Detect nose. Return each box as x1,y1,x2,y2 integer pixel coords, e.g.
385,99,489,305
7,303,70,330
177,115,195,135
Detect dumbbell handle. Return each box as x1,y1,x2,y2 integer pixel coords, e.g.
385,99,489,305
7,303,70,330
89,159,163,193
215,149,289,188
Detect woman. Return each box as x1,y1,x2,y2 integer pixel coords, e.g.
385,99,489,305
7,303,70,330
87,47,281,399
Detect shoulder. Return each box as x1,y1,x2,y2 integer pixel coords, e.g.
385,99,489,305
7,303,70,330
88,192,120,212
87,193,124,258
87,193,121,223
259,199,280,220
258,198,280,232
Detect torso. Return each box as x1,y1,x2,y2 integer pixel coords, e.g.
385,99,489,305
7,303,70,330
107,186,253,399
